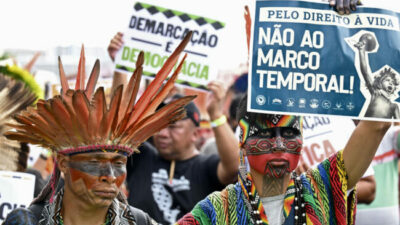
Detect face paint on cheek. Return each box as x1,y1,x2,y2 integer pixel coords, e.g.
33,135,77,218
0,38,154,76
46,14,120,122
69,168,98,190
68,161,127,189
115,174,126,188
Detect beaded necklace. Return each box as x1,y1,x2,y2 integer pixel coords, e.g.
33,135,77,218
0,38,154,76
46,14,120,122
239,171,306,225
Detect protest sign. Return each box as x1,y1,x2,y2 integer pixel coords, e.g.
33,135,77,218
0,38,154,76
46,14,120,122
114,1,226,91
299,116,355,167
248,0,400,121
0,171,35,222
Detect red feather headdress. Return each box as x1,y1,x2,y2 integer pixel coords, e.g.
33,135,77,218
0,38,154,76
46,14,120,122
5,32,195,156
5,32,195,203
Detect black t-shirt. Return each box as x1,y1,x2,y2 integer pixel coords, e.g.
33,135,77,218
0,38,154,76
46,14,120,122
126,142,224,225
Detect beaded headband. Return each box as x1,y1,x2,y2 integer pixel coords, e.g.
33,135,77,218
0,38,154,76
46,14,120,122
239,114,303,147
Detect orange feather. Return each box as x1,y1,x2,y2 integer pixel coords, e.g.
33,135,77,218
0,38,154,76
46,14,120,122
89,87,106,143
126,31,193,128
72,91,91,144
122,95,195,143
58,57,69,96
85,59,100,99
119,52,144,119
137,53,187,122
50,97,77,146
75,45,86,90
245,6,252,55
99,86,122,140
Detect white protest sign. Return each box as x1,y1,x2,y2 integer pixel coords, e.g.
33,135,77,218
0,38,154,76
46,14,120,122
114,1,226,92
0,171,35,222
299,116,356,167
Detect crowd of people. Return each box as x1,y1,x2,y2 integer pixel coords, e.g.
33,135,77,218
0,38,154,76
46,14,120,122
0,0,400,225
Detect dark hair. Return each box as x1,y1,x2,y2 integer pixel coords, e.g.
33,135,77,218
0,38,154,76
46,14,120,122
373,67,399,91
237,94,248,122
229,93,244,121
236,94,273,123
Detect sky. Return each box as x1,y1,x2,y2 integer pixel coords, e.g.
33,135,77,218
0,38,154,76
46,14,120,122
0,0,251,70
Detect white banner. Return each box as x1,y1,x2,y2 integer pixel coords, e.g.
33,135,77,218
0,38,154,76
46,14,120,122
0,171,35,222
114,1,227,91
300,116,356,167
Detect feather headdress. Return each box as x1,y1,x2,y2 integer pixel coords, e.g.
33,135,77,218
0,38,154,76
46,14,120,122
5,32,195,156
0,74,37,171
5,31,195,203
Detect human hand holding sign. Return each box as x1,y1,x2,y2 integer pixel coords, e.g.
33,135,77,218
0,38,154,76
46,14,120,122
207,81,226,120
207,81,240,185
329,0,361,15
107,32,124,62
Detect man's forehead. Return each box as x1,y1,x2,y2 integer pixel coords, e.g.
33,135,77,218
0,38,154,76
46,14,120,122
175,118,195,127
252,114,302,130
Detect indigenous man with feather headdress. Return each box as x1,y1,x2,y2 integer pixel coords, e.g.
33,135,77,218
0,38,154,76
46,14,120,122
3,32,195,225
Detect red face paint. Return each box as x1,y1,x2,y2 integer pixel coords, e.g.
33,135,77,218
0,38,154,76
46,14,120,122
66,152,127,205
242,127,302,178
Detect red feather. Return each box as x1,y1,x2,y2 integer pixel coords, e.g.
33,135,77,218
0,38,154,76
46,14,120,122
75,45,86,90
58,57,69,96
85,59,100,99
126,31,193,128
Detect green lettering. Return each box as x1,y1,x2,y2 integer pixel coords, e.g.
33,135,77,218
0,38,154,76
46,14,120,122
129,48,139,63
188,62,197,76
199,66,209,80
151,54,161,68
144,51,151,66
122,47,131,61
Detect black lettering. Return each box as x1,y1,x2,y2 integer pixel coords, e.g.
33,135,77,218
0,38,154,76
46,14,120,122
191,30,199,42
182,28,191,39
144,19,156,33
165,41,173,53
155,22,164,35
208,35,218,47
129,16,137,28
0,203,12,220
137,18,145,31
166,24,174,37
198,32,207,45
173,26,182,39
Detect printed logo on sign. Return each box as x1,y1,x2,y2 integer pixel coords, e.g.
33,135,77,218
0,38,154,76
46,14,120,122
272,98,282,105
309,99,319,109
322,100,331,109
333,102,344,110
299,98,306,108
287,98,295,107
256,95,266,105
346,102,355,111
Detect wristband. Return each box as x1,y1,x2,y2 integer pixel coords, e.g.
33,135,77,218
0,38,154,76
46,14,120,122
210,115,227,128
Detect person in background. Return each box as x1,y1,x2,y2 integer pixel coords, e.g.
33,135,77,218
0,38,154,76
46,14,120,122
356,122,400,225
108,32,240,224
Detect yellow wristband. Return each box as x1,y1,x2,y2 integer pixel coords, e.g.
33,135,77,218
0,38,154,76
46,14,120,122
210,115,227,128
